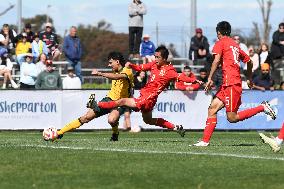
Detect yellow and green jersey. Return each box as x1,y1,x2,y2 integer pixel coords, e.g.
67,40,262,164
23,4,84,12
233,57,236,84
107,67,134,100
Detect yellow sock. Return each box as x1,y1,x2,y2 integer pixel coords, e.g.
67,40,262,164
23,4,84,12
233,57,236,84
112,123,119,135
57,119,82,135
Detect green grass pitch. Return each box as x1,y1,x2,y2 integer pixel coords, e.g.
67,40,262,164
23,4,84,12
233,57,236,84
0,131,284,189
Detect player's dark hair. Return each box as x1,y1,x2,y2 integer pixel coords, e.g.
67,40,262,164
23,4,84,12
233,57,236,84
216,21,231,36
279,23,284,28
184,66,191,70
155,45,169,60
199,68,207,73
108,51,126,66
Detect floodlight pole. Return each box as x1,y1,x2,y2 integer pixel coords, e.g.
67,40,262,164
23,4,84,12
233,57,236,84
190,0,197,37
17,0,22,34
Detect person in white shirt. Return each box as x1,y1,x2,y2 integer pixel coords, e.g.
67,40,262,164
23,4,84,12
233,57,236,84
62,67,81,89
0,54,18,89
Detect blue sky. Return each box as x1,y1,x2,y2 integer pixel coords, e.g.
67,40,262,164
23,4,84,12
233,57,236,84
0,0,283,56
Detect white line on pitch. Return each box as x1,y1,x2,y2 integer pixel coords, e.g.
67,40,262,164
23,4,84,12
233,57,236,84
16,144,284,161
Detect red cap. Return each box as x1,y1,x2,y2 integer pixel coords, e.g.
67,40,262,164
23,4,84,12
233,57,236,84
195,28,203,33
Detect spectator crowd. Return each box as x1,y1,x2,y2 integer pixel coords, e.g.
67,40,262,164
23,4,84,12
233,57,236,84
0,22,82,89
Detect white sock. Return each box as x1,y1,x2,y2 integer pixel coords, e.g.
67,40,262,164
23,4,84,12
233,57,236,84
275,137,283,146
2,83,6,89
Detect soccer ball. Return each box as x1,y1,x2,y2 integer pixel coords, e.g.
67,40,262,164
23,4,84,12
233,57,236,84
42,127,57,141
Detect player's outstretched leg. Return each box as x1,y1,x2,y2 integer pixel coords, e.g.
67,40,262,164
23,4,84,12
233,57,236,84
55,119,83,140
259,133,281,152
154,117,185,137
238,101,276,121
259,122,284,152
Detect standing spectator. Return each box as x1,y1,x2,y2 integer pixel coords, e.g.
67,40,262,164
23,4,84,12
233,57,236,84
35,53,47,75
175,66,200,91
32,33,48,62
39,23,60,60
63,26,83,82
19,54,37,89
0,24,17,57
133,71,147,89
62,67,81,89
128,0,147,59
15,33,32,65
35,59,62,89
0,53,18,89
271,23,284,60
140,34,155,64
23,23,34,43
253,63,275,91
189,28,210,66
198,68,208,90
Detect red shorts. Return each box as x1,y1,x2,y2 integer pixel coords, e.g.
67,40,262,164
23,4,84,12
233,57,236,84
134,93,158,113
215,84,242,112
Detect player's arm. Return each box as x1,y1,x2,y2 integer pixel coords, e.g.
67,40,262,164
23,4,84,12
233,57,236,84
91,69,127,80
126,61,154,71
205,53,221,92
240,49,253,88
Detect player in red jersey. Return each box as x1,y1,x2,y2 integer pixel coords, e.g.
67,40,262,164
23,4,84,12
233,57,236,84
193,21,276,146
259,122,284,152
92,46,202,137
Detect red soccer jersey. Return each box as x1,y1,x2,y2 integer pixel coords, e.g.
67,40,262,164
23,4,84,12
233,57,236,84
175,72,200,91
129,61,196,96
212,36,250,86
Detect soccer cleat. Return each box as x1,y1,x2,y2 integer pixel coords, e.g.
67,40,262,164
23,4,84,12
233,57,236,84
174,125,185,137
110,132,119,141
261,101,276,120
192,141,209,147
259,133,281,152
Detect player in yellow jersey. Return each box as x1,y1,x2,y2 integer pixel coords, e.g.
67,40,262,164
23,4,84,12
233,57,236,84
53,51,134,141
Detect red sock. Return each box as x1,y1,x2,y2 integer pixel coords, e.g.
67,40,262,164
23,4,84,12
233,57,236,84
98,101,118,109
237,105,264,121
156,118,175,129
202,117,217,143
278,123,284,140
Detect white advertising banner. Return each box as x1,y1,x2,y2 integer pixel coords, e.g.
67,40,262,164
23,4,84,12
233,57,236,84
0,90,211,130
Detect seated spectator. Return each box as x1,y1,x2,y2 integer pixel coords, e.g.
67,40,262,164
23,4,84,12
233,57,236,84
189,28,210,66
140,34,155,64
0,53,18,89
175,66,200,91
62,67,81,89
253,63,275,91
0,24,17,58
134,71,147,89
16,33,32,65
19,54,37,89
197,68,208,90
23,23,34,43
39,23,61,60
32,33,48,62
271,23,284,60
279,81,284,90
35,53,47,75
258,43,273,66
35,59,62,89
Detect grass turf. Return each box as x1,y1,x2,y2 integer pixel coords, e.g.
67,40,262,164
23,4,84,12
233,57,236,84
0,131,284,189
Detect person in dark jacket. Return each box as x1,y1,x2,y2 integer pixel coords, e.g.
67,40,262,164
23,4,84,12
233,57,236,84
63,26,83,82
189,28,210,65
271,23,284,60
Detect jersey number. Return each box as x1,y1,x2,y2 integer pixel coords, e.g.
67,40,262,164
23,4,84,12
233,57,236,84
150,74,156,82
229,46,240,66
